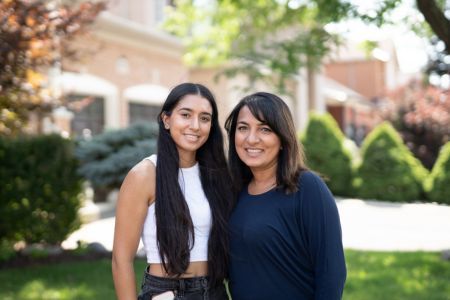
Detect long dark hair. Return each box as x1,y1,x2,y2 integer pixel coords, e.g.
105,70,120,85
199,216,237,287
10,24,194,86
225,92,308,194
155,82,232,285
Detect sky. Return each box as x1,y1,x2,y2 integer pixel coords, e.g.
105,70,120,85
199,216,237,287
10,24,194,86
192,0,430,74
328,0,429,74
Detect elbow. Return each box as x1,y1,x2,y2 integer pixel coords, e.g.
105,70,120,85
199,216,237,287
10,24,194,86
111,250,133,276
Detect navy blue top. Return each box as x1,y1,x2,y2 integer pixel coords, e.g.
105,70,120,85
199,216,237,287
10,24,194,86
229,171,346,300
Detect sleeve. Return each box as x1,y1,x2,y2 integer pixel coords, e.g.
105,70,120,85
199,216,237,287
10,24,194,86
298,172,347,300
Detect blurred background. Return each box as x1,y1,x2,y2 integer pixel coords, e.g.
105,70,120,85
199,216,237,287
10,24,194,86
1,0,449,299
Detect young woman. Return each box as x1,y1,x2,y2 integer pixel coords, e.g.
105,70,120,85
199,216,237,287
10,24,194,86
112,83,232,300
225,92,347,300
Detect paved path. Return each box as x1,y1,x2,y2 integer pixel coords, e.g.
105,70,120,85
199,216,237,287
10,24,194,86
337,199,450,251
63,198,450,252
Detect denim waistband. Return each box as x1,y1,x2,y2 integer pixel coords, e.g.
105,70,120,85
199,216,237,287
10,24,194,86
143,271,210,292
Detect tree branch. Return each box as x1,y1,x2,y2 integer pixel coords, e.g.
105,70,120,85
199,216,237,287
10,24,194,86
416,0,450,53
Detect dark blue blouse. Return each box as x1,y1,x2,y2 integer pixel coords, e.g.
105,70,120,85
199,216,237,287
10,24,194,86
229,171,346,300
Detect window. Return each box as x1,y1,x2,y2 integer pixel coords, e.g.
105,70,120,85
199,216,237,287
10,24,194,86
67,94,105,136
129,103,161,125
154,0,169,24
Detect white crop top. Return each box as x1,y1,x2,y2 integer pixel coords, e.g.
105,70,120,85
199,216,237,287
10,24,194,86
141,155,212,263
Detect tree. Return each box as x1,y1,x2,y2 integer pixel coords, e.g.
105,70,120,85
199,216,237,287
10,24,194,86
164,0,448,92
0,0,105,136
165,0,358,93
381,79,450,169
416,0,450,53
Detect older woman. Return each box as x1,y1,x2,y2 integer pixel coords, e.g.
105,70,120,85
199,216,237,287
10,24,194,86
225,92,346,300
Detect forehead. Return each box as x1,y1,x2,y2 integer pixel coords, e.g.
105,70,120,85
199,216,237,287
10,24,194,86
174,94,212,113
237,105,264,123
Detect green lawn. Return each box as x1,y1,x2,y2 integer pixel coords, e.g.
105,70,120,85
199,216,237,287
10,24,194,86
0,251,449,300
344,250,450,300
0,259,147,300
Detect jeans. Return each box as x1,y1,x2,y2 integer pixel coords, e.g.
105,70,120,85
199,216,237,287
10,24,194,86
137,270,229,300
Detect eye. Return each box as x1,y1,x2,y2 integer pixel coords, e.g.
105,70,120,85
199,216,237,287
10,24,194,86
181,113,190,118
237,125,248,132
260,126,272,133
200,115,211,122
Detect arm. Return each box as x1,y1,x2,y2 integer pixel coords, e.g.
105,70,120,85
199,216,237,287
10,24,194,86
112,160,155,300
300,172,347,300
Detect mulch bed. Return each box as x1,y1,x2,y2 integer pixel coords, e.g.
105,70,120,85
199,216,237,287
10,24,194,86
0,250,112,269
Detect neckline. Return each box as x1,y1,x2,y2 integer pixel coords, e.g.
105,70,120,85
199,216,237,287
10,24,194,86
180,162,199,171
245,185,277,197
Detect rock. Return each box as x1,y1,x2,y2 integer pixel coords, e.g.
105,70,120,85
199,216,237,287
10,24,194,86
87,242,109,254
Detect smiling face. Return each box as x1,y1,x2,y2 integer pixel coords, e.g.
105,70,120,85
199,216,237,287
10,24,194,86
162,94,213,159
234,105,281,173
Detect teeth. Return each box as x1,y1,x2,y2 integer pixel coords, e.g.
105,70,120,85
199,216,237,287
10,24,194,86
246,149,262,153
185,134,199,141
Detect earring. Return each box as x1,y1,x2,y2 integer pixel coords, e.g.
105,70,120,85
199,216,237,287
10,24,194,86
164,124,170,129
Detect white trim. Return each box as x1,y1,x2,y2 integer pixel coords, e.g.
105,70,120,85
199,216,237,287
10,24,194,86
124,84,169,105
55,72,120,129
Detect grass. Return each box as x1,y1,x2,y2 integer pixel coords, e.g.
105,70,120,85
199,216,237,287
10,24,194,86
0,251,449,300
0,258,147,300
344,250,450,300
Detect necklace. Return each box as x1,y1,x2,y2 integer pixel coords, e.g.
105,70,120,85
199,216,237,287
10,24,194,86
249,179,277,195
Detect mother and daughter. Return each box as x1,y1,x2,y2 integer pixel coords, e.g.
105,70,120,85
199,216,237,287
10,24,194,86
112,82,347,300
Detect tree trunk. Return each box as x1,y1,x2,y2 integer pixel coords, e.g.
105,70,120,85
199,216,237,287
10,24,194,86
307,56,316,111
416,0,450,53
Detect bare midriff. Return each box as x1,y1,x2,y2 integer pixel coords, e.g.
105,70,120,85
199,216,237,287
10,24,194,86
148,261,208,278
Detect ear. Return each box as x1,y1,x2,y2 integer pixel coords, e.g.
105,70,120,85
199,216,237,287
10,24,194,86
161,112,170,129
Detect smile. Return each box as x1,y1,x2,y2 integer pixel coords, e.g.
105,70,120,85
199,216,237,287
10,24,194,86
245,148,263,154
184,134,200,142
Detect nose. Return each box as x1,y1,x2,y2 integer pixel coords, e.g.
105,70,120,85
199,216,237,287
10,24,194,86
190,117,200,130
246,129,259,144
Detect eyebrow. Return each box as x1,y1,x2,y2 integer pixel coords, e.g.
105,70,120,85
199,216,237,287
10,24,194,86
177,107,212,116
237,120,268,126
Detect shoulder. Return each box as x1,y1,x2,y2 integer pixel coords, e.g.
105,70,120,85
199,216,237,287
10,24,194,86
142,154,157,166
120,157,156,205
298,170,327,191
128,158,156,182
296,170,334,206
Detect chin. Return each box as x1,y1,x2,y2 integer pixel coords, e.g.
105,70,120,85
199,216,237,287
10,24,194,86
181,143,204,152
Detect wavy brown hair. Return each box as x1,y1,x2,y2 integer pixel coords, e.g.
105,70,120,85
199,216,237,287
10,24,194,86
225,92,308,194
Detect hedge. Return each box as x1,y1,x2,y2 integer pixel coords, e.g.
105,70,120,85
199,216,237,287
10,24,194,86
425,142,450,204
301,113,353,196
354,122,428,202
0,134,82,245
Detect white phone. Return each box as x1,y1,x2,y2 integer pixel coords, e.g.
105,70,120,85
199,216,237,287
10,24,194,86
152,291,175,300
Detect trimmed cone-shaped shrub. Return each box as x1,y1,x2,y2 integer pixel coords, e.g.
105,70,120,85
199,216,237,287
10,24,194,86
301,113,353,196
354,122,428,202
425,142,450,204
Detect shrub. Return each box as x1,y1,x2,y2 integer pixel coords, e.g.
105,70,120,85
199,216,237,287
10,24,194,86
425,142,450,204
382,80,450,169
354,122,428,202
301,113,353,196
0,134,82,245
75,122,158,201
